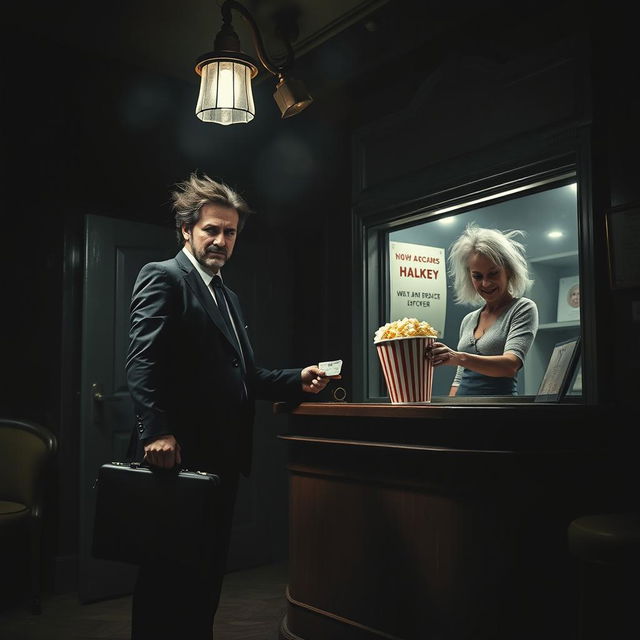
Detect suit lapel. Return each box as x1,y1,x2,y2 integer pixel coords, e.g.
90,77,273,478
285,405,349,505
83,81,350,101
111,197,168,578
176,252,243,358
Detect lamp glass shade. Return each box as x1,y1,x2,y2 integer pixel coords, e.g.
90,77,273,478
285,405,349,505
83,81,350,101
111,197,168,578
196,60,256,125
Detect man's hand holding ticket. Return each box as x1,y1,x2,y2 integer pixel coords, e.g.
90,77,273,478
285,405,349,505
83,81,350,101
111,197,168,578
319,359,343,378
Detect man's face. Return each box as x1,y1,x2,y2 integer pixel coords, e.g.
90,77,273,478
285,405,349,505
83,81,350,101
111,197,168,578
182,204,239,273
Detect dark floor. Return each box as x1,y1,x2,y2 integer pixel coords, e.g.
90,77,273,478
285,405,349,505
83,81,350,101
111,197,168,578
0,562,288,640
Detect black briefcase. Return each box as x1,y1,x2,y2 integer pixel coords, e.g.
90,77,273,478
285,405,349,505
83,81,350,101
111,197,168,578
92,461,221,566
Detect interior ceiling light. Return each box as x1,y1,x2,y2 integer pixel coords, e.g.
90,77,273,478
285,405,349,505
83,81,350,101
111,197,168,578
195,0,313,125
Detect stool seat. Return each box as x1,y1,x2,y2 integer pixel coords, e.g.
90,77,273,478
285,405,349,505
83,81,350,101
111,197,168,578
0,501,29,515
0,501,30,524
568,512,640,564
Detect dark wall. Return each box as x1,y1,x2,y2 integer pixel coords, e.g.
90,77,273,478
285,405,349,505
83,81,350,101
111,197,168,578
589,1,640,402
586,0,640,512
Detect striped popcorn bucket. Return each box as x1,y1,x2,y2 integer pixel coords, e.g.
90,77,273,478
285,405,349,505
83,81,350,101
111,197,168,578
376,336,435,404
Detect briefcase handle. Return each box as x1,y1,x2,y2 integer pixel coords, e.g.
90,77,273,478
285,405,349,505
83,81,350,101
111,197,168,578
110,460,184,473
109,460,220,479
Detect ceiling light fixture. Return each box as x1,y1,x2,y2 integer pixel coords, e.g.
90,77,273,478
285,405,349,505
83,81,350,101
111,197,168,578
195,0,313,125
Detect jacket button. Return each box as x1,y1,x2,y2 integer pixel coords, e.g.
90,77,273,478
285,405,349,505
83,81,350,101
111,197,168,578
138,426,144,433
232,359,239,367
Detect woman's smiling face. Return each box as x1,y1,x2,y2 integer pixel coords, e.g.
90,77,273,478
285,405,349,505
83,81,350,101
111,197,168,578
467,252,511,304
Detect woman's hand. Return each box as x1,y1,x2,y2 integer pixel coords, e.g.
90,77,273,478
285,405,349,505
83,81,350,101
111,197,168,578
426,341,459,367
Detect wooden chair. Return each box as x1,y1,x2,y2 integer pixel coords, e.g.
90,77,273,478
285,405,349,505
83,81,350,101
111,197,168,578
0,418,58,613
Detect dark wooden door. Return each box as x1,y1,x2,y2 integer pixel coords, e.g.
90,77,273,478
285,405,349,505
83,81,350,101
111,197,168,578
78,214,176,602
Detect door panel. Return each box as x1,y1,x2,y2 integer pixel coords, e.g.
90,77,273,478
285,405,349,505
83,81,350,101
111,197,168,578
78,214,176,602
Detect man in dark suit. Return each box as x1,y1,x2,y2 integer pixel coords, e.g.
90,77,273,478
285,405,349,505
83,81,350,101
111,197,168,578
126,172,332,640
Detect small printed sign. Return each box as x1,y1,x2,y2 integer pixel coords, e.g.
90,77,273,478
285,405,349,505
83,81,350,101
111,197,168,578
319,359,343,376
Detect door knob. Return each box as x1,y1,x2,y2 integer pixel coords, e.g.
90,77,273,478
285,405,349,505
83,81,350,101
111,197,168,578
92,383,104,402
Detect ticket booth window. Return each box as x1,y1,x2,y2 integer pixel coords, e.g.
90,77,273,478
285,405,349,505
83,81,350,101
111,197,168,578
364,174,582,401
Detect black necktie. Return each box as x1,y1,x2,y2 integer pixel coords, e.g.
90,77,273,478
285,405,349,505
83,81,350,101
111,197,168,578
211,275,247,400
211,275,240,351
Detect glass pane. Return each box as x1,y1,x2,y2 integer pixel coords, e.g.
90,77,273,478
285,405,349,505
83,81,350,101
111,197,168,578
386,182,580,398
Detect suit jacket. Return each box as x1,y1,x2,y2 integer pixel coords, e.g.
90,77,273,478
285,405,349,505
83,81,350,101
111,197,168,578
126,250,302,475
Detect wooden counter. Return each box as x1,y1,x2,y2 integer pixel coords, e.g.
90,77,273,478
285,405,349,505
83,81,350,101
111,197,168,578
275,401,614,640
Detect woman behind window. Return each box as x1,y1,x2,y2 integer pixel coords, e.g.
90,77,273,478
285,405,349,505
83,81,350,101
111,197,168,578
427,222,539,396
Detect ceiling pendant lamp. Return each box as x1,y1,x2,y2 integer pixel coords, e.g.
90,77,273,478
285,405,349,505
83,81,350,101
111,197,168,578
195,0,312,125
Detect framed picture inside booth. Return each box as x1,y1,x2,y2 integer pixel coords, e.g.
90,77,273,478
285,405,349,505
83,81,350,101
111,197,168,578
535,336,581,402
606,203,640,289
557,275,580,322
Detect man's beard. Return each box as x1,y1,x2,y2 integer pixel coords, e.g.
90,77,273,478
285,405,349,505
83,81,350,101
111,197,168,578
197,246,227,269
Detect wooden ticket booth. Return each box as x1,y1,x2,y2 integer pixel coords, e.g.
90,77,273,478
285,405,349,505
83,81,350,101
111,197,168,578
276,402,613,640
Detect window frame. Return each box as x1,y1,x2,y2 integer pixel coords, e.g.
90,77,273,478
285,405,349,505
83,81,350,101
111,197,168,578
352,154,595,404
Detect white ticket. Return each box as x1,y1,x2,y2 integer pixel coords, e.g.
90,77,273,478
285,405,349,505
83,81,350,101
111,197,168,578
319,359,342,376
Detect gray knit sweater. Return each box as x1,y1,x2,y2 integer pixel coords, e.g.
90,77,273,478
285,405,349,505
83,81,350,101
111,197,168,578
452,297,539,387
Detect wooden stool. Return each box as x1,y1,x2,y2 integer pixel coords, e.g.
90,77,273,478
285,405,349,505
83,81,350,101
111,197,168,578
568,513,640,640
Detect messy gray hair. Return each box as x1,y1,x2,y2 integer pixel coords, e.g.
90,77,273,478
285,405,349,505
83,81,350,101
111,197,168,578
171,172,253,245
448,222,534,305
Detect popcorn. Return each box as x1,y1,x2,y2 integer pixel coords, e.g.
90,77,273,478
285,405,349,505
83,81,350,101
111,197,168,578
373,317,439,343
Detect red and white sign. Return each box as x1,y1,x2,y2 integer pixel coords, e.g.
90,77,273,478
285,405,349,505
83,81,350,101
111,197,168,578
389,241,446,337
